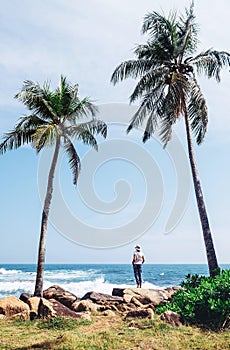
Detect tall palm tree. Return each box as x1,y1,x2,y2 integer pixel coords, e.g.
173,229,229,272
111,3,230,277
0,76,107,295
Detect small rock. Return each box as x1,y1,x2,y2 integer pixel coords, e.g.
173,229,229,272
112,288,125,297
72,300,99,313
126,308,154,319
103,310,116,317
160,311,182,327
19,293,33,303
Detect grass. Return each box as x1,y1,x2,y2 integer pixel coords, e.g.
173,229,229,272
0,315,229,350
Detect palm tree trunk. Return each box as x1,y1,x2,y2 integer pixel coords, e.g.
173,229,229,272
184,108,219,277
34,138,60,296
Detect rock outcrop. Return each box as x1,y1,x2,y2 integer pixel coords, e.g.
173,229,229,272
0,284,180,325
43,298,91,320
81,291,123,304
43,285,79,309
0,296,30,319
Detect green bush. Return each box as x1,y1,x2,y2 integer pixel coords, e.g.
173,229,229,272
156,270,230,330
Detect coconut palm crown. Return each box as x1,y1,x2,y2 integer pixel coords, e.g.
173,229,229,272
0,76,107,295
111,2,230,277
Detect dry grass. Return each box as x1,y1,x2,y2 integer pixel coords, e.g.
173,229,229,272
0,314,229,350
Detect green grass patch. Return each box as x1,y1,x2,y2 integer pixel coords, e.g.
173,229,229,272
0,316,229,350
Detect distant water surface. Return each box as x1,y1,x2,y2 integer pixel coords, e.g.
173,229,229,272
0,264,229,299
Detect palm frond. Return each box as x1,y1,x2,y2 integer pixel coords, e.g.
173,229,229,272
188,78,208,144
134,39,175,63
78,119,107,138
141,11,177,61
63,83,79,117
15,80,58,122
69,125,98,151
16,115,49,132
0,115,47,154
142,10,176,37
128,79,168,134
54,76,79,118
33,125,57,153
0,129,33,154
111,59,153,85
190,50,230,82
159,111,177,146
157,73,189,146
68,97,98,122
63,138,81,185
127,94,155,133
176,1,198,61
130,66,169,103
143,110,159,142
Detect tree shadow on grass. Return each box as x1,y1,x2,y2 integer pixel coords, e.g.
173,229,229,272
14,337,62,350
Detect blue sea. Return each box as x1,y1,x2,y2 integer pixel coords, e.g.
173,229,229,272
0,264,229,299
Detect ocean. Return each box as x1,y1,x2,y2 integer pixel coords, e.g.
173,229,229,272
0,264,229,299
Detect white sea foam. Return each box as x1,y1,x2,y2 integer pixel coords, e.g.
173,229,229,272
0,268,21,275
0,280,53,297
0,277,162,299
55,278,163,298
142,281,164,290
44,269,98,280
57,277,130,297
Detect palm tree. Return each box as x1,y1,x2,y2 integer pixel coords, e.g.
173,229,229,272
0,76,107,295
111,2,230,277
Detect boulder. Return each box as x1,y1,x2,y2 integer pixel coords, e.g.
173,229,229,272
39,298,91,320
130,295,153,306
160,311,182,327
81,291,123,304
27,297,41,320
126,308,154,320
38,298,56,318
43,285,78,309
0,296,30,319
112,288,125,297
116,302,138,313
19,293,33,303
113,287,180,302
123,288,165,305
130,296,144,308
72,300,99,313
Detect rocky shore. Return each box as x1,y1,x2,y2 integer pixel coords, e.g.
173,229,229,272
0,285,182,326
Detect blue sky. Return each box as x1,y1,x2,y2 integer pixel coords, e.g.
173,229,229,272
0,0,229,264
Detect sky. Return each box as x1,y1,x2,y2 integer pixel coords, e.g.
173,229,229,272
0,0,229,265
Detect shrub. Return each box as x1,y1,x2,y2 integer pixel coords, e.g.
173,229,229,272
156,270,230,330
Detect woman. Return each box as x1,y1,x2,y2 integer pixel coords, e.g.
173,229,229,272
132,245,145,288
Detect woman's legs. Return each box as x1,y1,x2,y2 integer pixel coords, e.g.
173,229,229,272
133,264,142,287
137,265,142,288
